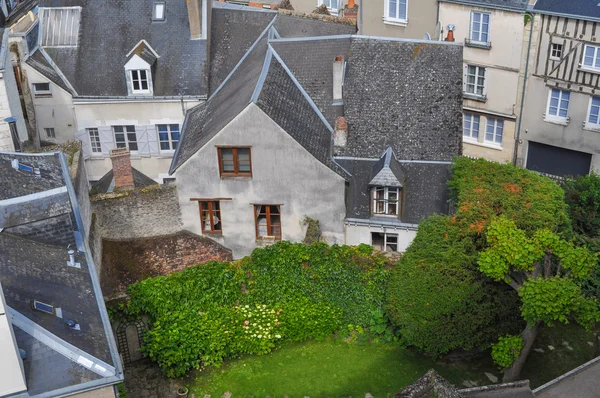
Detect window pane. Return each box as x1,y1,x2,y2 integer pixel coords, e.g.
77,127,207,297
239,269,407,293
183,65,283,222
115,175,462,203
388,203,397,215
114,126,123,133
221,149,234,172
388,0,397,18
158,125,168,133
141,80,149,90
127,133,137,142
398,0,406,19
585,46,595,67
154,3,164,19
129,142,138,151
160,141,170,150
126,125,136,133
237,148,250,172
115,133,125,142
269,205,280,215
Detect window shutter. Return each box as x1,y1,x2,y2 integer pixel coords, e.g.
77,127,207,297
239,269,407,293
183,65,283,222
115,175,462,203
136,126,149,156
463,64,468,92
98,126,114,156
482,68,487,97
147,126,160,156
74,129,91,159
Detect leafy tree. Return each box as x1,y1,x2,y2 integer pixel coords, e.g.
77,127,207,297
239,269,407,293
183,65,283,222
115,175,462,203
562,173,600,237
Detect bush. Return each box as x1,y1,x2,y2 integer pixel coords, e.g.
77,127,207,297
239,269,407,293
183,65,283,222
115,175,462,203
491,335,523,369
125,242,391,377
562,173,600,237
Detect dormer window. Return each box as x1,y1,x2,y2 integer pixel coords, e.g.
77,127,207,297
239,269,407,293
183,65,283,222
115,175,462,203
373,187,400,216
153,1,165,21
130,70,150,94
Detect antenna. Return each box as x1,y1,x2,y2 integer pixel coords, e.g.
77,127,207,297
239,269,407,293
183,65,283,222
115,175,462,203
423,32,431,40
433,22,442,41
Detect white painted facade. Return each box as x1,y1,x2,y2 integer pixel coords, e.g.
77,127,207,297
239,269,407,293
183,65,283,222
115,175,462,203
345,224,417,253
439,2,525,164
175,103,347,259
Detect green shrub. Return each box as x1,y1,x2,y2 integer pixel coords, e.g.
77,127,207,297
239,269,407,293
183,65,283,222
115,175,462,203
491,335,523,369
278,298,342,342
562,173,600,237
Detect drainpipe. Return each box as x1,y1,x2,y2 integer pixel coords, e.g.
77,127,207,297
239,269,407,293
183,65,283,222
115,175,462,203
358,0,363,34
513,12,535,166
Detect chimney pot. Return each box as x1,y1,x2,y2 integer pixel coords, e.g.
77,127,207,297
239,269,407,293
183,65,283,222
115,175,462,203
334,116,348,149
348,0,355,8
333,57,344,101
110,148,135,191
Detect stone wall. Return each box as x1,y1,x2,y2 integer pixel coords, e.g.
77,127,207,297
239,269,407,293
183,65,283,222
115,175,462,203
0,189,71,228
71,149,91,238
88,213,103,278
91,184,183,240
100,231,232,298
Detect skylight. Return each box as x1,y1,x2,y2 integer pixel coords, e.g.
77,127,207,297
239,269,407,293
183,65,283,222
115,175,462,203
153,2,165,21
33,300,54,314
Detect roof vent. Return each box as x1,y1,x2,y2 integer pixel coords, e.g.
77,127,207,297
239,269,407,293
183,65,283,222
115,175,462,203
66,319,81,330
67,249,81,268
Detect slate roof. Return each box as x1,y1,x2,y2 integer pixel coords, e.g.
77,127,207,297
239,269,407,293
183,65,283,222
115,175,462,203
439,0,528,13
0,152,122,396
92,167,158,194
533,0,600,22
29,0,208,97
25,50,71,93
369,147,405,188
395,370,462,398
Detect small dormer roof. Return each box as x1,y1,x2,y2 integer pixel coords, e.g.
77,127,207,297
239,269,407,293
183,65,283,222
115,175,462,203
126,39,160,66
369,147,404,188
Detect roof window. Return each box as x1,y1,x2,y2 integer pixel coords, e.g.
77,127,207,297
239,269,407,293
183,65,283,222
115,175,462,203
11,159,40,176
33,300,54,314
153,2,165,21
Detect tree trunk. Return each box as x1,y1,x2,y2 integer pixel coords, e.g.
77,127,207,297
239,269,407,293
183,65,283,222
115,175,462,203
503,321,542,382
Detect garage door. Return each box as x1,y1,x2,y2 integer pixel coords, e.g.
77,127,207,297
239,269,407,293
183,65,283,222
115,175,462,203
526,141,591,177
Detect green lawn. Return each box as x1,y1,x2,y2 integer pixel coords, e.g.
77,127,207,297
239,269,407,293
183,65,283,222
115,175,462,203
188,338,497,397
186,324,597,397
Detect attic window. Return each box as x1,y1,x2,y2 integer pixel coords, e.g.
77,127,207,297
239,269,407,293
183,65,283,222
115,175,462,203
33,82,52,97
372,187,400,216
130,70,151,94
153,2,165,21
33,300,54,314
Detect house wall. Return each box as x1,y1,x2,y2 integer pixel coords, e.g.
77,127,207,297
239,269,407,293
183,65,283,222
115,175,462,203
439,2,524,164
2,50,28,147
22,62,77,144
517,14,600,173
91,184,183,240
175,103,347,259
345,224,417,252
74,99,201,181
71,149,92,237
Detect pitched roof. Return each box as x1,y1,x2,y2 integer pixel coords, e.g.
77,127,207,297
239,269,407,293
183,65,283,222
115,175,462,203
533,0,600,22
439,0,528,13
30,0,208,97
91,167,158,194
25,50,71,93
396,369,462,398
369,147,405,188
0,152,122,396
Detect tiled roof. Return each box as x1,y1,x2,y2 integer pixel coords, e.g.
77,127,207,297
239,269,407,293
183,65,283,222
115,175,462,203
533,0,600,22
439,0,528,12
92,167,158,194
25,50,72,94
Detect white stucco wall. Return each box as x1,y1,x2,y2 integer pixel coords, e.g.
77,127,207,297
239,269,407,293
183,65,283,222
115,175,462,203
345,224,417,253
23,62,76,144
0,75,17,150
75,99,200,180
175,103,347,259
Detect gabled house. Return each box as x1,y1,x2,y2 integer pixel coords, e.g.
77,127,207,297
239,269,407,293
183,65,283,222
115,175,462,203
0,151,123,397
6,0,356,183
171,25,463,258
517,0,600,177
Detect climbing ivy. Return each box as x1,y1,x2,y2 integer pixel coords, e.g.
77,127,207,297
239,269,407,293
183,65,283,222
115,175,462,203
491,335,523,369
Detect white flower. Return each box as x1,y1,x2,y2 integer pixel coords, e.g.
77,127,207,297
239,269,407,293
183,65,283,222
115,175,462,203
245,305,249,308
258,335,262,338
275,335,281,339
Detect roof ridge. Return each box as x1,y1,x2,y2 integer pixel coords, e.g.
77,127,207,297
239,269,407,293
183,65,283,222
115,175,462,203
276,8,356,26
251,47,274,102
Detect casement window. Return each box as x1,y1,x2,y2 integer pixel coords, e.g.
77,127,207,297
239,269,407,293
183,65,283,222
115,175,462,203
113,125,138,151
44,127,56,138
371,232,398,252
372,187,400,216
319,0,339,11
546,88,570,120
587,96,600,127
88,128,102,153
464,65,486,97
470,12,490,44
550,43,563,60
157,124,180,151
199,201,222,233
583,45,600,71
130,70,150,94
463,113,480,140
153,1,165,21
33,82,51,96
255,205,282,240
485,118,503,145
217,147,252,177
385,0,408,22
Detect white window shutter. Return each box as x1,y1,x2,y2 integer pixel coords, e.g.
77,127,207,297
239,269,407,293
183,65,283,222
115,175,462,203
147,126,160,156
74,129,92,159
136,126,149,156
98,126,114,156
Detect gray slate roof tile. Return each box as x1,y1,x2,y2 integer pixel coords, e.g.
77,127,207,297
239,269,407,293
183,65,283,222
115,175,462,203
533,0,600,21
440,0,528,12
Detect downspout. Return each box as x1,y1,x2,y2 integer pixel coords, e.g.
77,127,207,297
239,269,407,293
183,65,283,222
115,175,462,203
358,0,363,34
513,11,534,166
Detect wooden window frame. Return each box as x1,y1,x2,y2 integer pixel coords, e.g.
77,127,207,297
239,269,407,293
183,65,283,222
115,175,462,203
254,204,282,240
372,187,401,217
199,200,222,234
217,146,252,177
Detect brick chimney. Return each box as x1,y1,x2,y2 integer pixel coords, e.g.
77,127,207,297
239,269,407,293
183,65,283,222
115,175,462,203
334,116,348,150
333,56,344,101
186,0,204,40
343,0,358,20
110,148,135,191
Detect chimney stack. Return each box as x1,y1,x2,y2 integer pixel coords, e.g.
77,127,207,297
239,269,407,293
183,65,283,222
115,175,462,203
110,148,135,191
186,0,204,39
333,56,344,101
344,0,358,20
334,116,348,150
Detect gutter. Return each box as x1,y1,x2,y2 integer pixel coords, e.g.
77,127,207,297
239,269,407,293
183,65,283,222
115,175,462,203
513,11,534,166
73,95,207,104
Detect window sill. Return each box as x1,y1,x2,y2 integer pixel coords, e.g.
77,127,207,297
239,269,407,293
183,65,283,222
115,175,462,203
34,94,53,98
465,40,491,50
203,230,223,236
543,116,569,126
372,213,399,218
463,93,487,103
583,122,600,133
464,139,503,151
578,66,600,75
220,175,252,180
256,237,282,242
382,18,408,27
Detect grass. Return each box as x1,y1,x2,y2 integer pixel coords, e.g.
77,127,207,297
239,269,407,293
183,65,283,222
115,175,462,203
186,324,597,397
188,338,496,397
